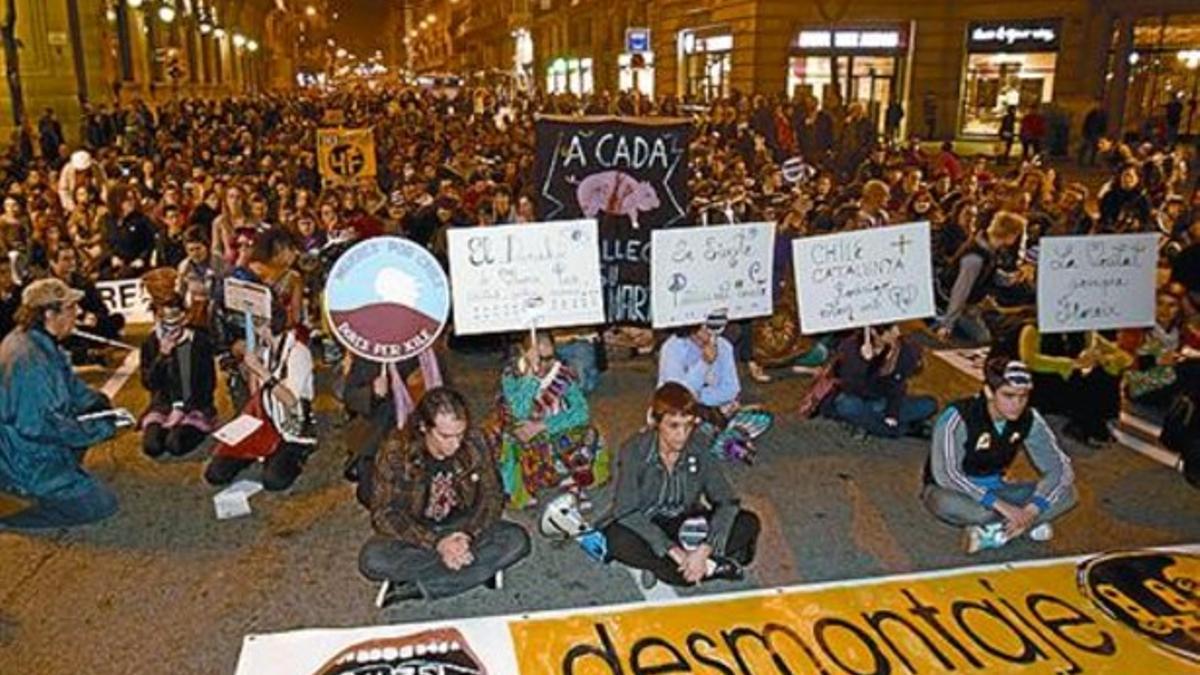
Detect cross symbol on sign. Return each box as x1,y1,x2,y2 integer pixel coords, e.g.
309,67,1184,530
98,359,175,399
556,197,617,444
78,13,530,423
892,233,912,257
329,144,366,177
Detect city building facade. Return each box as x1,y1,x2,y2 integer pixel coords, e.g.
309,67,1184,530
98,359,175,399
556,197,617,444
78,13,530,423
0,0,313,141
405,0,1200,143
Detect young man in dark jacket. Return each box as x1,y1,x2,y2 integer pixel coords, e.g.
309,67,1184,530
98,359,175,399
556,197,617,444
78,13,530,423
922,358,1077,553
603,382,760,588
360,387,530,607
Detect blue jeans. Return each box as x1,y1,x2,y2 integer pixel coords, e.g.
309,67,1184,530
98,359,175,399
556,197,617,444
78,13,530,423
832,393,938,438
0,480,118,529
557,340,599,393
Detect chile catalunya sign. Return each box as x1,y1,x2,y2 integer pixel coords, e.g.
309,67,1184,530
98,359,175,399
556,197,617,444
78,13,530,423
235,547,1200,674
534,116,692,325
1036,233,1158,334
447,220,605,335
792,221,936,333
323,237,450,362
651,222,776,329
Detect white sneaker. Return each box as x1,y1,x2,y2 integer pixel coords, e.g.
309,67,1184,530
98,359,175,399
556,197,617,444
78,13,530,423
374,580,392,608
1028,523,1054,542
964,522,1008,554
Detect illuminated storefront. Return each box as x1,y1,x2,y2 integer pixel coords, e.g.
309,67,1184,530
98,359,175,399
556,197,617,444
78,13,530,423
678,26,732,101
1113,13,1200,138
619,28,654,97
959,19,1061,137
787,25,911,135
546,56,594,95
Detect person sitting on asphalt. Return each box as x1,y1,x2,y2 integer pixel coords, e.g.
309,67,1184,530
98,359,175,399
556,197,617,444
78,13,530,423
492,331,608,509
360,387,530,608
658,309,772,463
603,382,760,589
340,347,446,507
138,293,217,459
1018,322,1132,446
47,246,125,365
826,324,937,438
922,357,1077,554
0,278,132,529
203,301,316,491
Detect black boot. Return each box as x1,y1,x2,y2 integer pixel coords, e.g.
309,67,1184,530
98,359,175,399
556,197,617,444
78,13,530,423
375,580,422,609
707,557,744,582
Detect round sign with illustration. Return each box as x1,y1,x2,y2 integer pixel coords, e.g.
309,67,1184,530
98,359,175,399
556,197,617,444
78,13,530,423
1078,549,1200,664
323,237,450,363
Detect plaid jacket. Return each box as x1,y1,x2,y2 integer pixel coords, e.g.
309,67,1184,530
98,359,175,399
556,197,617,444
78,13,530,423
369,428,504,550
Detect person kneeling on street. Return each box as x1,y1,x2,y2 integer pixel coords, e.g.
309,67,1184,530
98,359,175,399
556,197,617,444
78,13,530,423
0,279,133,529
360,387,530,607
603,382,760,588
922,357,1077,553
204,302,315,491
139,293,216,458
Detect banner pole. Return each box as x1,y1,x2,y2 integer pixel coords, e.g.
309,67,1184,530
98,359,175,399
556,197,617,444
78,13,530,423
245,310,255,354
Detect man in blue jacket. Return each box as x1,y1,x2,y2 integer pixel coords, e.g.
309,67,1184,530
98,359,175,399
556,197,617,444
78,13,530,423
0,278,128,529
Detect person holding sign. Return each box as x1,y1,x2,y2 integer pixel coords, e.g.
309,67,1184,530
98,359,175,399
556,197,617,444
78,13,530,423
658,310,772,463
0,279,135,529
1017,324,1132,446
204,301,316,492
603,383,760,589
361,388,530,607
827,324,937,438
922,358,1077,554
492,332,608,509
659,311,740,423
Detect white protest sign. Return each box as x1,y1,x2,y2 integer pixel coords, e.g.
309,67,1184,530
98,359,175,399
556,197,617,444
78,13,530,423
650,222,775,328
224,278,273,320
447,220,605,335
792,221,935,334
1036,232,1158,333
96,278,153,324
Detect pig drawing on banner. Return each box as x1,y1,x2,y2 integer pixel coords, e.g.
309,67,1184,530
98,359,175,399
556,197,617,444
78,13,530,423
573,171,661,223
535,116,692,325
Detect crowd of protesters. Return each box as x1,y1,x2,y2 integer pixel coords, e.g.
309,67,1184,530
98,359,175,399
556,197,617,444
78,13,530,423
1,83,1199,594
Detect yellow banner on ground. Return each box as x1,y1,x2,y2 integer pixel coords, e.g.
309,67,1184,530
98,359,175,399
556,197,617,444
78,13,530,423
317,128,376,186
511,550,1199,674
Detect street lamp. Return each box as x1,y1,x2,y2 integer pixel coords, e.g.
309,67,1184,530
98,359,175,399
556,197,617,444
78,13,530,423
213,27,226,39
305,5,317,17
158,3,176,23
247,40,259,53
127,0,145,8
233,33,247,49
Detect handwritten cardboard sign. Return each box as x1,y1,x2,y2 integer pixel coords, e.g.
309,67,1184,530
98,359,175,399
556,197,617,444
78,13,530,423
223,278,273,321
1037,233,1158,333
650,223,775,328
447,220,605,335
792,221,935,333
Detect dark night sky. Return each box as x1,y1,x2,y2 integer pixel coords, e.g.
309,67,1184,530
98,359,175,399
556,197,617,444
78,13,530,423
329,0,394,54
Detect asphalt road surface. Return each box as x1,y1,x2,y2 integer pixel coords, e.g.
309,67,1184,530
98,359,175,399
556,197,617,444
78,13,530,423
2,341,1198,674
